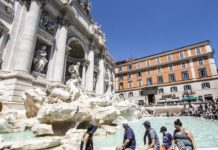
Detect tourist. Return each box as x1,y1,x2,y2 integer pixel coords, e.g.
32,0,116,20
116,121,136,150
173,119,197,150
160,126,173,150
142,121,160,150
80,123,97,150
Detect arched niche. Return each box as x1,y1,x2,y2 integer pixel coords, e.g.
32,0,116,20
65,37,87,81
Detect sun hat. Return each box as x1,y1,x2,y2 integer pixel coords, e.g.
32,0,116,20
122,120,129,126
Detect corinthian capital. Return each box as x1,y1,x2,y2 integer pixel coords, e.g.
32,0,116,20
57,18,71,26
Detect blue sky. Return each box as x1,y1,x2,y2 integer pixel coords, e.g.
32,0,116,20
90,0,218,65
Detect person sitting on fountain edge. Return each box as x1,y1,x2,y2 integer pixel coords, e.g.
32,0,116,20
116,120,136,150
142,121,160,150
160,126,173,150
80,123,97,150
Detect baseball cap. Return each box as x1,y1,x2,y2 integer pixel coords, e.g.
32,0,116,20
143,121,151,127
160,126,167,132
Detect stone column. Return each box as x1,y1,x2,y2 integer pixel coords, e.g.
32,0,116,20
51,24,68,82
14,0,42,72
189,59,197,80
208,53,218,77
0,34,8,59
96,53,105,95
106,69,112,94
0,34,7,51
85,49,94,92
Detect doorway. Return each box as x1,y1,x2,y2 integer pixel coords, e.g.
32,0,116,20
148,94,155,105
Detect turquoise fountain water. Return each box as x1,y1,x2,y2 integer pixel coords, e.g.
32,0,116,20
0,131,34,142
94,117,218,149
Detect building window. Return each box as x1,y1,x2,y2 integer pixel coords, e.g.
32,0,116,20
198,58,203,65
147,70,151,75
139,90,144,96
118,67,122,73
168,54,172,61
119,93,124,98
157,67,162,74
157,57,161,64
181,62,186,69
168,64,174,72
128,64,132,71
128,81,133,88
170,86,178,92
196,48,202,55
202,82,210,89
159,88,164,94
119,83,123,90
118,75,123,81
146,60,150,66
136,72,142,77
157,76,163,84
128,92,133,97
147,78,152,85
198,96,203,101
169,74,176,82
181,71,189,80
184,85,192,91
180,51,184,59
137,62,141,68
127,73,131,79
199,68,207,78
138,80,142,87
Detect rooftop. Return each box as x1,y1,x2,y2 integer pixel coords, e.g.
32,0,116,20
115,40,211,65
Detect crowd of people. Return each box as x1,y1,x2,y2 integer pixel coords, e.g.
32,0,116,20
80,119,196,150
181,100,218,120
115,119,196,150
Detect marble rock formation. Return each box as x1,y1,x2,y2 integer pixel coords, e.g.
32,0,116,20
20,65,142,142
32,123,54,136
6,137,61,150
49,88,71,102
23,88,46,118
37,103,78,124
0,116,23,133
92,106,118,125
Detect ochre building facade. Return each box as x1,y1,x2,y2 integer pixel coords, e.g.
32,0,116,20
115,41,218,105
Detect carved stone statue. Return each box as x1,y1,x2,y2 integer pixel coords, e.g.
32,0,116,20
40,11,56,35
76,0,91,15
68,62,81,79
32,45,48,73
92,23,106,44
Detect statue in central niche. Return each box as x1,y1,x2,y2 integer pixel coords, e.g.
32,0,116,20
32,45,48,73
68,62,82,85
